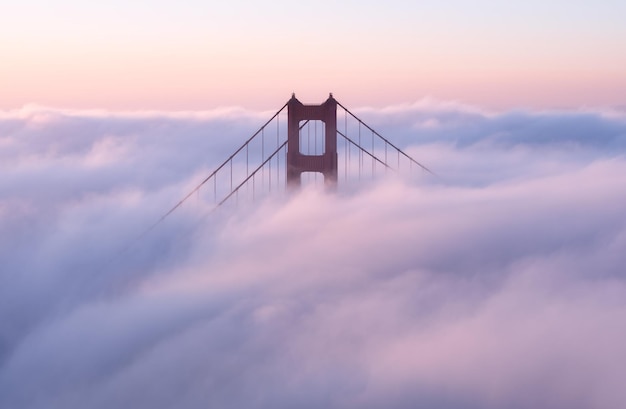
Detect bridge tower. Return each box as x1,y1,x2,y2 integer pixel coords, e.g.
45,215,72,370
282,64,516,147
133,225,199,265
287,93,338,188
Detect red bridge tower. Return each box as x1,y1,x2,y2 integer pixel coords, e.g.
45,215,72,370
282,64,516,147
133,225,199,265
287,93,338,188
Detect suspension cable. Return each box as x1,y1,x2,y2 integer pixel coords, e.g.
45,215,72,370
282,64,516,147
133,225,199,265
337,130,389,170
136,102,287,239
336,101,436,175
217,141,287,207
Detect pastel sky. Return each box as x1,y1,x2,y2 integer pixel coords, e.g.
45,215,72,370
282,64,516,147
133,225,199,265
2,0,626,110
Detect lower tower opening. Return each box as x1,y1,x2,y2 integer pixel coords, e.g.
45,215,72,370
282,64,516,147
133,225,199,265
300,171,325,188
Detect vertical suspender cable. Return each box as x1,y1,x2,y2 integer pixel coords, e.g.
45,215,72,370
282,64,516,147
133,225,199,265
277,111,280,148
372,132,376,178
344,109,347,181
246,143,249,195
348,119,351,176
358,122,361,180
315,120,317,155
284,144,287,188
261,128,265,189
277,111,280,188
385,141,388,174
314,121,318,183
269,148,272,192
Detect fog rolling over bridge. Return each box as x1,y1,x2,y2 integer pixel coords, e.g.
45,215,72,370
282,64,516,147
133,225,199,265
2,98,626,409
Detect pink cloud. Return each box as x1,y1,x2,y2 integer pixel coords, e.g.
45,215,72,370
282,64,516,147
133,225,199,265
1,104,626,408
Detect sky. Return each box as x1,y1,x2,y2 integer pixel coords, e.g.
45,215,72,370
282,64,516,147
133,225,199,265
2,0,626,110
3,2,626,408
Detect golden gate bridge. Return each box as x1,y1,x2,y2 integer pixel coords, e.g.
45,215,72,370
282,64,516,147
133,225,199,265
142,94,435,236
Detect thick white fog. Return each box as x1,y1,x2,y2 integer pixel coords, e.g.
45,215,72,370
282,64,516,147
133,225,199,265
1,101,626,408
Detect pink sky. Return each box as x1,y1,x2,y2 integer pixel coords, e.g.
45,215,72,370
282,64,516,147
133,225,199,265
2,1,626,110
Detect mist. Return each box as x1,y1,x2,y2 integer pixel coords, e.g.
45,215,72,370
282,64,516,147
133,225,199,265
1,101,626,408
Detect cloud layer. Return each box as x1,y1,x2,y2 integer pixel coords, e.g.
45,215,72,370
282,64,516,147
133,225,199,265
1,101,626,408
